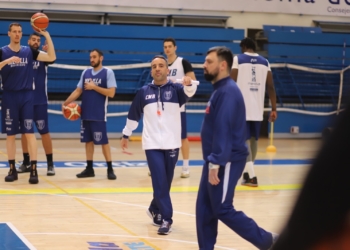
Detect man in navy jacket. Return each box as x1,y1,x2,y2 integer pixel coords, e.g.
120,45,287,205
196,46,277,250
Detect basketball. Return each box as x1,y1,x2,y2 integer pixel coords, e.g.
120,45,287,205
30,13,49,32
63,103,81,121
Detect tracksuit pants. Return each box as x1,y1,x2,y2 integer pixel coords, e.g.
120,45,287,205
146,148,179,224
196,160,273,250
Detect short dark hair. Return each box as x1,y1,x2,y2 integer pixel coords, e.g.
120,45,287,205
151,55,168,66
29,32,40,39
207,46,233,70
90,48,103,56
240,37,256,51
163,37,176,46
9,23,21,31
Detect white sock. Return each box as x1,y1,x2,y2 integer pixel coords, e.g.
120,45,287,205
245,161,256,178
183,159,189,171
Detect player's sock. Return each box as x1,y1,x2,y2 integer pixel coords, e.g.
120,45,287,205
29,160,39,184
182,159,189,171
246,161,256,178
46,153,53,166
87,160,93,170
9,160,15,169
23,153,30,165
107,161,113,171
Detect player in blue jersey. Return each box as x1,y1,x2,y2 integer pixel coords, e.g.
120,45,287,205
196,46,277,249
0,23,56,184
17,33,56,176
121,55,197,235
62,49,117,180
231,37,277,187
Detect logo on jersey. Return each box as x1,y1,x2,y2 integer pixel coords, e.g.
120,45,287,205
145,94,155,100
36,120,45,130
85,78,102,85
169,149,177,157
9,58,28,67
251,66,256,82
205,101,211,114
94,132,102,142
168,69,177,76
164,91,172,101
6,109,10,120
5,109,12,125
33,61,40,69
24,119,33,130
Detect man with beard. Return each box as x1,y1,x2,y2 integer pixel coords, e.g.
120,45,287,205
196,46,277,250
121,55,197,235
17,33,56,176
62,49,117,180
231,37,277,187
0,23,56,184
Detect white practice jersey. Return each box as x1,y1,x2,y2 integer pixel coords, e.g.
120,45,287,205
232,52,271,121
168,57,193,112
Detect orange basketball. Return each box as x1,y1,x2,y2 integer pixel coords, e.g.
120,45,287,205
63,103,81,121
30,13,49,32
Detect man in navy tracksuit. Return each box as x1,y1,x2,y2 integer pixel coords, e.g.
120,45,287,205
196,46,277,250
121,55,197,235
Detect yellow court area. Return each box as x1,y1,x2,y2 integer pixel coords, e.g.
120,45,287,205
0,138,320,250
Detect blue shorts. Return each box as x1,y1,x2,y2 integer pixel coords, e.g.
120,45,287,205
246,121,262,141
80,120,108,145
1,90,34,135
181,111,187,139
24,104,49,135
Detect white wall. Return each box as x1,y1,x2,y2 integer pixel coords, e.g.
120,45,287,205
1,1,350,32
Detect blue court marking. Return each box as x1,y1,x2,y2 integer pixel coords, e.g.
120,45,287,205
0,223,36,250
0,159,313,168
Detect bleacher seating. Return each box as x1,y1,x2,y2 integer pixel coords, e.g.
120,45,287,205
263,25,350,107
0,21,243,95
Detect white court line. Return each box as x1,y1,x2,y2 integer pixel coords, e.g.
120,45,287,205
23,232,237,250
4,222,37,250
0,188,196,217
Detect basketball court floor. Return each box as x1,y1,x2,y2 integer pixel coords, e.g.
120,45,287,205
0,138,320,250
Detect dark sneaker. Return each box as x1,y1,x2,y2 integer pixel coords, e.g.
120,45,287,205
76,168,95,178
242,172,250,185
5,168,18,182
47,165,55,176
107,169,117,180
29,169,39,184
157,220,172,235
17,163,31,173
146,208,162,227
242,176,258,187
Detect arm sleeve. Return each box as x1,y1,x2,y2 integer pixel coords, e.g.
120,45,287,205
182,59,193,74
106,68,117,88
175,83,197,107
207,91,238,165
31,48,40,61
231,56,239,69
122,89,144,137
0,49,2,62
77,69,87,89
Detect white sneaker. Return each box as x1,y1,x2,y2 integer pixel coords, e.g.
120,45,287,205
180,169,190,178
